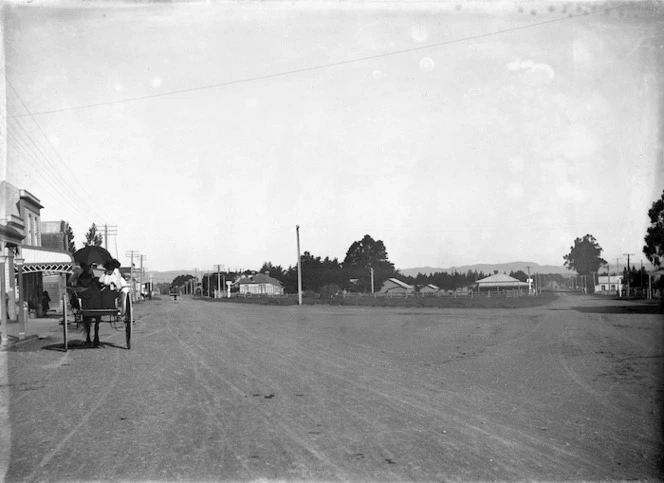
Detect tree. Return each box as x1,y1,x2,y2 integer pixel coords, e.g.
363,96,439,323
65,223,76,253
83,223,103,247
643,189,664,267
300,252,343,292
509,270,529,282
171,274,194,288
343,234,396,292
563,234,606,276
258,261,286,281
343,234,393,269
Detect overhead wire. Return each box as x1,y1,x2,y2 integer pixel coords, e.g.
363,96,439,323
6,124,79,201
5,2,635,119
6,132,97,223
5,76,111,225
7,106,88,205
6,78,108,217
2,1,639,242
6,112,101,222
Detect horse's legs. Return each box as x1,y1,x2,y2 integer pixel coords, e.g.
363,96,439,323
93,317,101,346
84,317,92,345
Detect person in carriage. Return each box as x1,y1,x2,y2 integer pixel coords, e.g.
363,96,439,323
99,258,128,307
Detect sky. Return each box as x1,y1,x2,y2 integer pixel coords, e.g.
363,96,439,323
3,0,664,273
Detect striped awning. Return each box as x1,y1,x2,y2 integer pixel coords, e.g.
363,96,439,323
17,246,74,274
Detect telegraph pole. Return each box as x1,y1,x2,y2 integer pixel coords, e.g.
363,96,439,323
623,253,634,296
139,255,147,300
217,265,222,299
370,267,375,295
125,250,140,302
296,225,302,306
99,224,117,251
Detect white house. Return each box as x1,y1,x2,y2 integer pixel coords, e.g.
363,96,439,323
236,273,284,295
594,275,623,295
476,273,529,292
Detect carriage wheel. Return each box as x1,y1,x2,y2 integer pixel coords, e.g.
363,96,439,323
124,294,132,349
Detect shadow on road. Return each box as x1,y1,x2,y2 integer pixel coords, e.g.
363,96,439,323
572,305,663,314
39,340,129,352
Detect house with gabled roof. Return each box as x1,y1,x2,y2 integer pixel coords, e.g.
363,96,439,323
419,284,440,294
379,278,415,294
235,273,284,295
475,273,529,292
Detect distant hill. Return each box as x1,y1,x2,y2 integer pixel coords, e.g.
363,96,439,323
148,262,575,283
146,270,198,283
398,262,575,278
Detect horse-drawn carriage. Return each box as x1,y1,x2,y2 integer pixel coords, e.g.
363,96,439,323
63,246,134,351
63,286,133,351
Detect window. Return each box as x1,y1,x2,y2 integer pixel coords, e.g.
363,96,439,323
35,216,41,245
27,214,34,245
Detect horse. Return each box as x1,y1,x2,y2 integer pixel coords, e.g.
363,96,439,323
70,265,103,347
83,314,102,347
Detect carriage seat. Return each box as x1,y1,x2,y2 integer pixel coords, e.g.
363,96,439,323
100,288,120,309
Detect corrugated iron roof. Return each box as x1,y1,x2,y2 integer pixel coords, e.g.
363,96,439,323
237,273,283,286
386,278,414,289
476,273,528,287
477,273,520,283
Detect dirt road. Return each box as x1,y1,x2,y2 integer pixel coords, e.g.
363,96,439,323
3,293,662,481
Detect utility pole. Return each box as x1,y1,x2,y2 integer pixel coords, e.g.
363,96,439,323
616,258,621,297
217,265,221,299
623,253,634,296
370,267,375,295
100,224,117,251
125,250,140,302
537,273,541,295
140,255,147,299
296,225,302,306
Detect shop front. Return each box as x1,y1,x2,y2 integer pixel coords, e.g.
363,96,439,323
17,246,74,317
